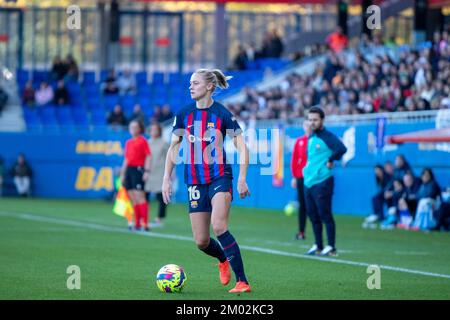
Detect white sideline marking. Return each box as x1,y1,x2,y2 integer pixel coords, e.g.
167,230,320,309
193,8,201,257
1,211,450,280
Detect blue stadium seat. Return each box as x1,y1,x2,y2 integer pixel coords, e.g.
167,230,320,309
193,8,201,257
86,96,101,110
84,83,101,93
168,72,181,85
135,71,147,84
121,94,136,109
138,97,152,110
152,72,165,85
91,109,107,126
73,111,89,126
138,84,152,96
102,94,119,110
82,71,96,84
17,69,29,83
24,113,41,126
100,70,110,82
56,107,73,124
67,82,82,95
33,70,50,83
39,106,57,119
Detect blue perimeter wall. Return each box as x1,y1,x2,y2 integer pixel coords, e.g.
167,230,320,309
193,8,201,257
0,120,448,216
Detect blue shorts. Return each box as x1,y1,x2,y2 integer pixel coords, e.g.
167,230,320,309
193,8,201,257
187,177,233,213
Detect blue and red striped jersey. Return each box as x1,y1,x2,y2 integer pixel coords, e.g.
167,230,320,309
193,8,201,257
172,101,242,185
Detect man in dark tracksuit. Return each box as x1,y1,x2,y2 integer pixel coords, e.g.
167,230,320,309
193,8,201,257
303,107,347,256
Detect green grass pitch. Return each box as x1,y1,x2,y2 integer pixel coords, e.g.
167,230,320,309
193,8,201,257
0,198,449,300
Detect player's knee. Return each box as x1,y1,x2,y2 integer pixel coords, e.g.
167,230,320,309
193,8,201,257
196,238,210,250
212,223,227,236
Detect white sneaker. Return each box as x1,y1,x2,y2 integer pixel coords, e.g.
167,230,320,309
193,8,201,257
305,244,321,255
320,245,338,256
364,214,379,224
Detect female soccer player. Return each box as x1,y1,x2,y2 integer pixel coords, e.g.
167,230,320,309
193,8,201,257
162,69,251,293
121,120,152,231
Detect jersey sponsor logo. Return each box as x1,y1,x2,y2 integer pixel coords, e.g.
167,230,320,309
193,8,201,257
188,134,216,143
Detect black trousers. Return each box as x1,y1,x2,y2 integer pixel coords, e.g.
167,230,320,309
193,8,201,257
304,177,335,249
296,177,307,233
146,192,167,219
155,192,167,219
372,191,384,220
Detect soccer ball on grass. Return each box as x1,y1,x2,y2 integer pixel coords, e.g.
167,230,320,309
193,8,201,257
156,264,187,293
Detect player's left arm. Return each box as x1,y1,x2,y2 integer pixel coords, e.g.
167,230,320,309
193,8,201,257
233,133,251,199
323,132,347,168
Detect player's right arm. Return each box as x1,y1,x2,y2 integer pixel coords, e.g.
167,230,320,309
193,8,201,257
162,134,183,205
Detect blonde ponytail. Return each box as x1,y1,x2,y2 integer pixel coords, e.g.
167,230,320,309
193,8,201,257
194,68,233,91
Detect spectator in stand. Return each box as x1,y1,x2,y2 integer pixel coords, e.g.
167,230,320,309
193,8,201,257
433,187,450,232
22,81,35,107
393,154,412,180
326,26,348,53
157,104,173,123
103,69,119,95
268,29,284,58
397,171,421,229
65,54,79,82
383,156,411,211
0,85,8,116
363,164,394,227
51,56,67,81
117,69,136,95
380,178,404,229
151,105,162,122
129,104,146,126
53,80,70,106
11,154,32,197
232,44,249,70
35,81,54,106
411,168,442,231
107,104,127,128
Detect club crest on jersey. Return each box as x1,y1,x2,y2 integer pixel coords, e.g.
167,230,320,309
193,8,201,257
190,201,198,208
207,122,215,128
316,144,321,149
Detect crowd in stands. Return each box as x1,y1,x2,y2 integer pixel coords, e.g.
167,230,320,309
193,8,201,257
231,29,285,70
226,29,450,122
363,154,450,232
17,26,450,130
50,54,79,82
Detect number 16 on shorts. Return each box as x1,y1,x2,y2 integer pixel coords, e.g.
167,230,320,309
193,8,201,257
188,186,201,209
